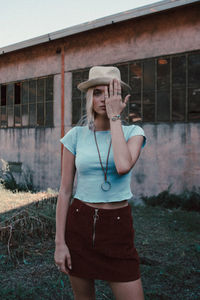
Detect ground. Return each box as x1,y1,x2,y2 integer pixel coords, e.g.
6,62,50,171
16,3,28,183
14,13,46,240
0,188,199,299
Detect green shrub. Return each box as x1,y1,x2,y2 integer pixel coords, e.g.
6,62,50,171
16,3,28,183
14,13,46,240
142,186,200,212
0,159,38,193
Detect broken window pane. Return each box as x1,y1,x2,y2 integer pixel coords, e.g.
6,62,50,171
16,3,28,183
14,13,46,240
1,85,7,106
15,82,21,105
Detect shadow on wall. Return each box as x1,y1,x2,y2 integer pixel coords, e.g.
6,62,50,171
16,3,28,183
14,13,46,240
0,159,39,193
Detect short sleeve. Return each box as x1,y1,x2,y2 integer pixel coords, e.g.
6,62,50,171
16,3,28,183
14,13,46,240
127,125,146,148
60,127,77,155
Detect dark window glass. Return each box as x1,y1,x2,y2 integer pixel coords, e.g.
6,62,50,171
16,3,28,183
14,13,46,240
37,78,45,103
81,95,86,116
188,53,200,88
83,70,89,81
29,103,36,126
1,85,6,106
29,80,36,104
72,98,81,125
22,104,28,126
172,89,186,121
14,105,21,127
72,72,82,97
45,102,53,126
143,91,155,122
46,77,53,101
1,106,7,127
129,63,142,92
7,84,14,106
143,60,155,90
157,91,170,121
157,58,170,90
22,81,29,104
15,82,21,104
188,88,200,121
129,94,141,123
117,64,128,84
8,107,14,127
172,56,186,88
37,103,44,126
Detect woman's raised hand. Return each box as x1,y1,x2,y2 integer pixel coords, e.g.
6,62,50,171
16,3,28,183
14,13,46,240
105,79,130,119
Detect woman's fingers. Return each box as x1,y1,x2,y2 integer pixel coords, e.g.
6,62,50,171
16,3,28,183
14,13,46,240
124,94,130,104
109,79,121,97
66,252,72,270
113,79,118,96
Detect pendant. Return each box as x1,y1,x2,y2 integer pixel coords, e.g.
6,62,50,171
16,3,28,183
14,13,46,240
101,181,111,191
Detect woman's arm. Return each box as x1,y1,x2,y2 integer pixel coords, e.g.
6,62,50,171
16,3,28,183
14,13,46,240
54,147,76,273
105,79,144,175
110,120,144,175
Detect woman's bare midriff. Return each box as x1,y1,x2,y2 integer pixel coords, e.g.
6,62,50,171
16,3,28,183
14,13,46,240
80,199,129,209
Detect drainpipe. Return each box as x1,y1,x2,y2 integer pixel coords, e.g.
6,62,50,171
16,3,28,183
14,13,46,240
61,46,65,174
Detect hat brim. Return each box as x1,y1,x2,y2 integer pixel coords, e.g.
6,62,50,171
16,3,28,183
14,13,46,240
77,77,131,92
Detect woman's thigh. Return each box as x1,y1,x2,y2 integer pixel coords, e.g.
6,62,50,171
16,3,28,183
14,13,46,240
69,275,95,300
108,278,144,300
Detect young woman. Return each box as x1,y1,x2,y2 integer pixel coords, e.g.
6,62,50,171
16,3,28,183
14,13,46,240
54,66,146,300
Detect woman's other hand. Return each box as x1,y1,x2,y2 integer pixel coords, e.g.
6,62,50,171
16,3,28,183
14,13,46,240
54,243,72,274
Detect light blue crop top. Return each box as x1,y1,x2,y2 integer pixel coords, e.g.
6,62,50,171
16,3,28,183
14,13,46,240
60,125,146,203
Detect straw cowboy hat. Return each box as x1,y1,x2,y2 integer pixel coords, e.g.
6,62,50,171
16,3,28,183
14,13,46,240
77,66,131,92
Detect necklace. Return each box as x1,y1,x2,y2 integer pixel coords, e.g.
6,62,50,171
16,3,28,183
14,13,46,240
93,130,112,191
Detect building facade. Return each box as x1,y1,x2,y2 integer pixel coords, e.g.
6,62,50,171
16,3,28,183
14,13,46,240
0,0,200,197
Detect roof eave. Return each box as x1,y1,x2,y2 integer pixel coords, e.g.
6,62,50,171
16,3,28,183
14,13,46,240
0,0,198,55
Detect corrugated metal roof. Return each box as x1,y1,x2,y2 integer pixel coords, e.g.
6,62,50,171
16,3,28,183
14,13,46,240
0,0,199,55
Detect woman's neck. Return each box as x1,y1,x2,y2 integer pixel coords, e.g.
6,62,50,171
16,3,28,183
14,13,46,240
94,115,110,131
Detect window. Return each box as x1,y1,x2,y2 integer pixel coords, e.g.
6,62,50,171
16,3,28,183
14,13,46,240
72,70,89,125
0,75,54,128
71,51,200,123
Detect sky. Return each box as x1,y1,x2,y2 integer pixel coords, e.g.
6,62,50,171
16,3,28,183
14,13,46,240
0,0,159,48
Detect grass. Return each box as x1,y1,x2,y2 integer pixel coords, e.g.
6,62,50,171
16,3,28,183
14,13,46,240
0,186,199,300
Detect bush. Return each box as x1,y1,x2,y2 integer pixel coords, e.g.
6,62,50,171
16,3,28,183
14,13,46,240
0,159,38,193
142,186,200,212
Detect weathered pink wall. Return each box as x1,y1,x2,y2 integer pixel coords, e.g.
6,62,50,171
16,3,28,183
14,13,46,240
63,4,200,70
0,3,199,196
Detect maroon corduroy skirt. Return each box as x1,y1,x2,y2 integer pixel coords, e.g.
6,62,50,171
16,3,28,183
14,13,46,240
65,198,140,282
